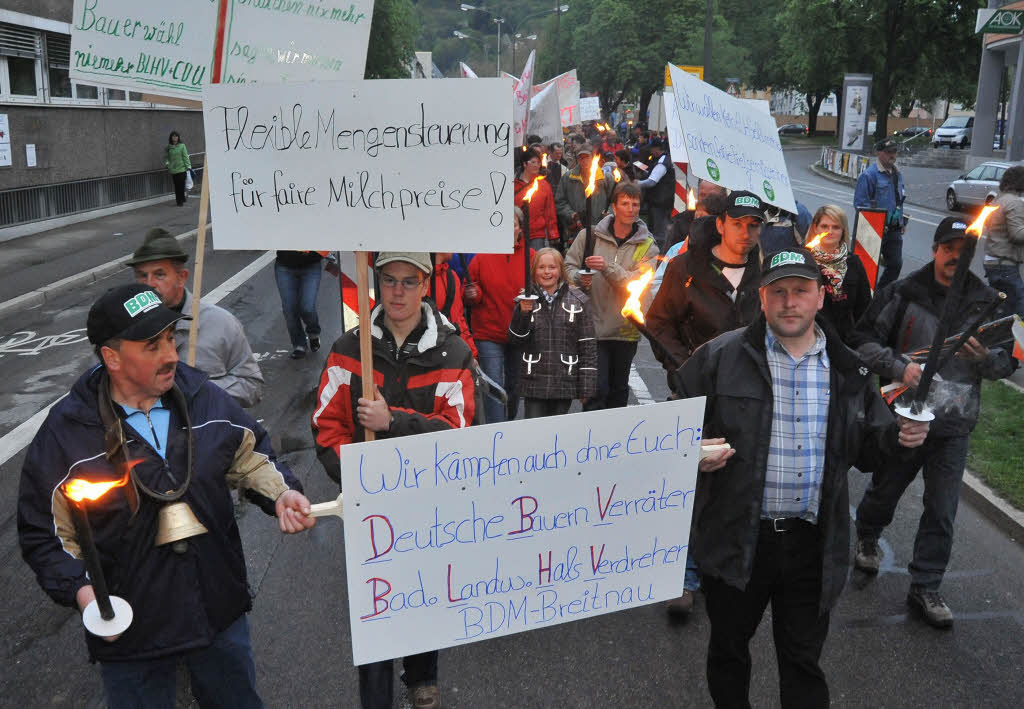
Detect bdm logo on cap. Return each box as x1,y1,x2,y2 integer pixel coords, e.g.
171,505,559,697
124,291,162,317
735,196,761,208
953,222,967,230
769,251,806,269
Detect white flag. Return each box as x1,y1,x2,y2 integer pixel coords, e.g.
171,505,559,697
459,62,478,78
528,82,562,144
513,51,536,147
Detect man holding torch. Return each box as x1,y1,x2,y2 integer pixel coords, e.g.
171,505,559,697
850,216,1017,627
677,248,930,708
17,284,314,707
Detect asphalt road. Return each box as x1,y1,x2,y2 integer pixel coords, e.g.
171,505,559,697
0,161,1022,708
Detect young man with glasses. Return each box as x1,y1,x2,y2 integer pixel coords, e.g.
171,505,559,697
312,252,475,709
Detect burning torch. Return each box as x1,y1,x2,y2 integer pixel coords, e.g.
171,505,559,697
687,187,697,212
900,206,998,421
577,151,602,277
62,476,134,638
519,176,543,305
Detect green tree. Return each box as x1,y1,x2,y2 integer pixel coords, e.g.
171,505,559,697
364,0,421,79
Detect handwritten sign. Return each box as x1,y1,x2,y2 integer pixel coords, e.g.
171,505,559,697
528,83,562,144
579,96,600,122
532,69,580,127
340,398,705,665
219,0,374,84
667,64,796,213
202,78,514,252
70,0,219,99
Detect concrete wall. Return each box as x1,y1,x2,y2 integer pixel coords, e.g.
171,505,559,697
0,106,205,190
3,0,70,22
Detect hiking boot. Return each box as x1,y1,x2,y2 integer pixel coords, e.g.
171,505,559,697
854,537,881,574
409,684,440,709
907,587,953,629
309,336,321,352
666,589,694,618
290,346,307,359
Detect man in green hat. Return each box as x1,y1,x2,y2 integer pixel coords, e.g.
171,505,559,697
128,228,263,408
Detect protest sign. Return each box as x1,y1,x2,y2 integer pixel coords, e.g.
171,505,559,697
70,0,220,99
513,51,536,146
532,69,580,127
202,78,514,252
667,64,796,214
580,96,600,121
460,62,478,78
528,83,562,144
0,114,11,167
219,0,374,84
339,398,705,665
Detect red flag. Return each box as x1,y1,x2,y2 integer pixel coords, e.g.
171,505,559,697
853,208,887,290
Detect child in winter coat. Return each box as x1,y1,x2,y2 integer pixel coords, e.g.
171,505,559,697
508,248,598,418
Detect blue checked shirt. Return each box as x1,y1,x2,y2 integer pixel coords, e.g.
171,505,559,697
763,325,830,522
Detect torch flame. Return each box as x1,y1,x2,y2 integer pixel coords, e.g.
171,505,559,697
584,152,601,198
804,231,829,250
966,205,998,237
64,476,129,503
686,188,696,211
613,168,622,183
541,153,549,168
523,175,544,203
621,269,655,324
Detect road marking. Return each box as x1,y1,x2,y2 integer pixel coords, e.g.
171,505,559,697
0,251,275,469
790,178,943,228
629,364,655,405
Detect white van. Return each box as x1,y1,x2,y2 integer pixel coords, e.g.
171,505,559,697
932,116,973,149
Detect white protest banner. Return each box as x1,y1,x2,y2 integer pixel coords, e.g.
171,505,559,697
202,78,514,252
579,96,600,121
70,0,220,99
459,62,478,78
513,51,536,146
667,64,796,213
340,398,705,665
528,83,562,144
533,69,580,127
663,90,687,163
218,0,374,84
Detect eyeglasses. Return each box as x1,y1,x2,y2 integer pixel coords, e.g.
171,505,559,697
380,274,425,291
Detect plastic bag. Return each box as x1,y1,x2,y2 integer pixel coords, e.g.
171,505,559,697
184,170,194,192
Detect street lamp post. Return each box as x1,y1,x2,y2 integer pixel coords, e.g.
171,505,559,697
511,33,537,77
460,4,505,77
452,29,490,63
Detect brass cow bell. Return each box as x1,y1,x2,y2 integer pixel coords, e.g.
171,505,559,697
155,502,208,553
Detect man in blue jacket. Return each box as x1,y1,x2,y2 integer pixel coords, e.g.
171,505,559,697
854,138,907,289
18,284,314,707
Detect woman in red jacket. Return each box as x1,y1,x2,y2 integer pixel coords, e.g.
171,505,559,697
465,207,534,423
514,147,558,250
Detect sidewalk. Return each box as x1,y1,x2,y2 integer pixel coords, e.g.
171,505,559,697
0,193,205,317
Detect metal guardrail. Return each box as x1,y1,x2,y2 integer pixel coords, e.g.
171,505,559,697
0,153,205,228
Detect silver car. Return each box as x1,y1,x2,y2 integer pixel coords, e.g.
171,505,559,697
946,161,1019,211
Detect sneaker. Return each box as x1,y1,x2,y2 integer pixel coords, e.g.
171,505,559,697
666,589,694,618
309,336,321,352
409,684,440,709
290,346,306,359
907,587,953,629
854,537,881,574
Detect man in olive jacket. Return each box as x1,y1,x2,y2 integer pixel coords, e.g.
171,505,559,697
677,248,929,709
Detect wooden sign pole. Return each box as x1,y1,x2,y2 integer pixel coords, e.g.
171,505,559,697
355,251,376,442
187,175,211,367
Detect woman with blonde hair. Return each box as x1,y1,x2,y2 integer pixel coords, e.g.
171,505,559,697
805,204,871,343
508,247,597,418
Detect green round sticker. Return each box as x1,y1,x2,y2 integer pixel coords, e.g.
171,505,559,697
762,180,775,201
706,159,720,181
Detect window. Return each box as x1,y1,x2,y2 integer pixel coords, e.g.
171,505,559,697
0,23,42,100
965,166,985,180
980,166,998,181
75,83,98,100
106,88,126,102
46,32,70,98
8,56,37,95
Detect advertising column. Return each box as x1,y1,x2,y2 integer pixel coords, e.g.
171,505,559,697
839,74,873,152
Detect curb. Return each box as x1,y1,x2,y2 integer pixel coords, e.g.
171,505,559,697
961,469,1024,547
0,227,203,321
806,161,955,215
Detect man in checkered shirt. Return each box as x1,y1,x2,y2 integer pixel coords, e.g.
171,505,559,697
679,247,930,708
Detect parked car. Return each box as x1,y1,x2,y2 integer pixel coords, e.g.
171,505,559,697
778,123,807,136
932,115,974,149
895,125,932,138
946,161,1019,211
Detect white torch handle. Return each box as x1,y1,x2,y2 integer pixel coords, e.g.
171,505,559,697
699,443,732,459
306,493,344,519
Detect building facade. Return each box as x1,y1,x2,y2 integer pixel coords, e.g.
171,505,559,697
970,0,1024,168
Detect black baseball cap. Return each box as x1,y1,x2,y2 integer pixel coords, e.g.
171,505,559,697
760,248,823,287
723,191,767,221
933,216,970,245
875,138,898,152
87,284,190,346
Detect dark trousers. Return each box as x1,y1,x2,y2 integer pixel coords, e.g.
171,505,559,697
359,651,438,709
855,434,969,590
100,615,262,709
524,397,572,418
274,261,323,350
583,339,638,411
172,171,187,206
875,228,904,290
703,521,830,709
648,205,671,250
984,262,1024,319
